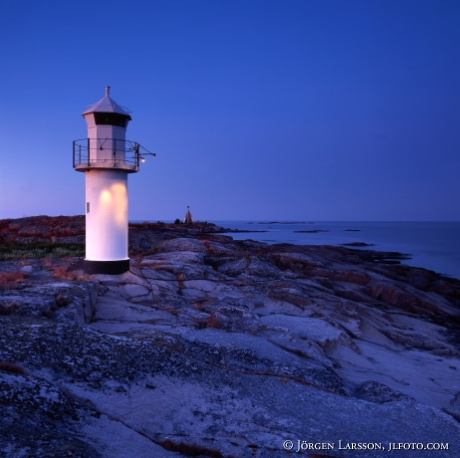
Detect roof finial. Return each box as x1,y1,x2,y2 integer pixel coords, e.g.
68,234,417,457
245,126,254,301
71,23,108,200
105,86,111,97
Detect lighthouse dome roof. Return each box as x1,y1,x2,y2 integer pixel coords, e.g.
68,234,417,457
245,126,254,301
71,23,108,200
82,87,131,118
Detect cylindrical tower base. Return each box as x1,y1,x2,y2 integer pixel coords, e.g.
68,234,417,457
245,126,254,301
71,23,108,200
83,259,130,275
85,169,129,273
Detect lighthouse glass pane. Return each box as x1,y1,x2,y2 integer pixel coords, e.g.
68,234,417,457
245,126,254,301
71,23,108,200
94,113,128,127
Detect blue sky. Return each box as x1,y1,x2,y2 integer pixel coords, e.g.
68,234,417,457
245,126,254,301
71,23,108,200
0,0,459,221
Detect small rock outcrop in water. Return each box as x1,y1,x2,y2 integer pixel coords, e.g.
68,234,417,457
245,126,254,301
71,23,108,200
0,216,460,457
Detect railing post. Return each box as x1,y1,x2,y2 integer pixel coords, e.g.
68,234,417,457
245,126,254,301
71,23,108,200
113,138,116,167
87,138,90,166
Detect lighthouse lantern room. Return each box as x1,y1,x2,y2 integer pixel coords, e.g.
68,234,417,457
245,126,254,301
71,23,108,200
73,87,141,275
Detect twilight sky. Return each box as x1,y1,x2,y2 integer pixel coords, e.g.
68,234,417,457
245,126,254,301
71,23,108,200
0,0,459,221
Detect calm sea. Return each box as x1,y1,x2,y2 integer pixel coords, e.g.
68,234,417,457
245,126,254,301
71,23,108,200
212,221,460,281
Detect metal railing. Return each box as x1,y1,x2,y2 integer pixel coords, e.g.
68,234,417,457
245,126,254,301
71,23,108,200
73,138,140,172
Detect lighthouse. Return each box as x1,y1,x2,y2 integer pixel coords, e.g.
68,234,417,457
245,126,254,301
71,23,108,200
73,87,142,275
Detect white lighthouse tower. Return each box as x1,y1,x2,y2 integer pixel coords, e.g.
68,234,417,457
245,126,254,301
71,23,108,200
73,87,142,275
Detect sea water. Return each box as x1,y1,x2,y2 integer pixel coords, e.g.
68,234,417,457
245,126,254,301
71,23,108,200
214,221,460,280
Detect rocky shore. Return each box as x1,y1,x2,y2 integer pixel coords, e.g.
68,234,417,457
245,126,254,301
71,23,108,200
1,216,460,457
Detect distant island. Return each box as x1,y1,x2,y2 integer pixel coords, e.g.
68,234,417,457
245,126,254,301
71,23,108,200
255,221,309,224
341,242,375,247
294,229,330,233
